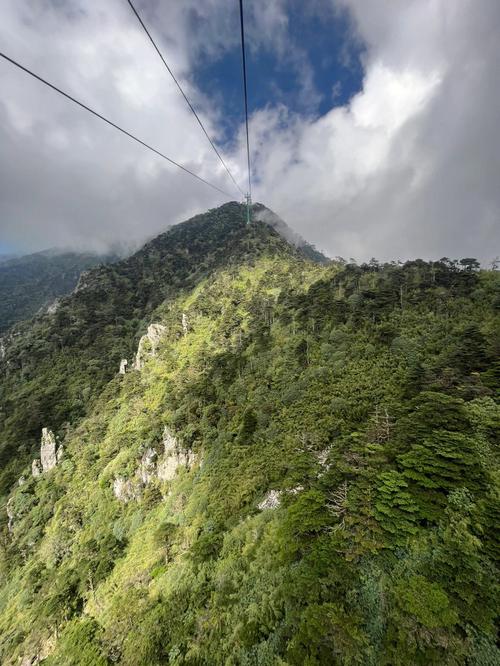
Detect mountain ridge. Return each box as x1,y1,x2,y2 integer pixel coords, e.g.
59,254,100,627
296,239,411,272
0,202,314,492
0,202,498,665
0,249,118,334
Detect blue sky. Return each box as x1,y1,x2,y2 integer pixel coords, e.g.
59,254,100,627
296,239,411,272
192,2,364,144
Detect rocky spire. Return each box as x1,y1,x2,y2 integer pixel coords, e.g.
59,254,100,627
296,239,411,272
133,323,167,371
32,428,63,477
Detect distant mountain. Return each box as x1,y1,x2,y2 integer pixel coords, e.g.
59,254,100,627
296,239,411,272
0,249,116,334
0,253,18,264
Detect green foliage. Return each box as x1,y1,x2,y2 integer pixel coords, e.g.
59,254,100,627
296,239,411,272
237,407,258,444
393,392,485,519
44,618,108,665
0,202,298,494
395,575,458,629
374,471,419,541
0,250,115,334
0,204,498,664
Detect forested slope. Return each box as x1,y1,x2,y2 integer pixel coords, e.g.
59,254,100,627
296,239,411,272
0,250,115,334
0,203,295,493
0,203,498,664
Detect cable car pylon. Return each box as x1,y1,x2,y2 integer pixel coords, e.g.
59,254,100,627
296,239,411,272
244,192,252,224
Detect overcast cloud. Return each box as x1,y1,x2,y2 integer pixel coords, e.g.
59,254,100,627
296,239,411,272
0,0,499,262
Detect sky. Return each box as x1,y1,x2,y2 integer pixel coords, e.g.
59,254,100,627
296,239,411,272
0,0,499,263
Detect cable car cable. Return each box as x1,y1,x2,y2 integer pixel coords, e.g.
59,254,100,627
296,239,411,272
0,50,232,198
238,0,252,222
126,0,244,197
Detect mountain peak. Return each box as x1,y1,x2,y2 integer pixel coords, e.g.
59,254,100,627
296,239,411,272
131,200,329,272
142,200,329,265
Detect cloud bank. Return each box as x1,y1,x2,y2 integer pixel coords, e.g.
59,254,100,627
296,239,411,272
0,0,499,262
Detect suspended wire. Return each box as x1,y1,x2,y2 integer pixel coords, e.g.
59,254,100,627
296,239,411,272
238,0,252,202
126,0,244,198
0,51,233,198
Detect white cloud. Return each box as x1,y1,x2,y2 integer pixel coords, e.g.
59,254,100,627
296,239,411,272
252,0,500,263
0,0,499,263
0,0,244,253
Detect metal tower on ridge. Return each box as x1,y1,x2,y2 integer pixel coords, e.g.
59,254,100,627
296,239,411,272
245,192,252,225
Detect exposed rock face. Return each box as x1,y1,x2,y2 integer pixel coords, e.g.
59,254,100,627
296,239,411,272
32,428,63,477
20,655,38,666
20,632,56,664
315,447,332,477
113,477,138,503
157,427,196,482
119,359,128,374
112,429,196,502
138,447,157,485
73,270,92,294
46,298,60,315
133,323,167,370
6,497,15,533
40,428,58,472
258,490,281,510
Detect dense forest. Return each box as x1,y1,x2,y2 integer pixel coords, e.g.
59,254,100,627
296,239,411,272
0,249,116,334
0,203,498,664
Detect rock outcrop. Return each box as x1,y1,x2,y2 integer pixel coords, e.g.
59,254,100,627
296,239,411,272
20,655,38,666
113,477,138,503
41,428,58,471
119,359,128,374
73,269,92,294
157,427,196,481
133,323,167,370
6,497,15,533
315,447,332,477
257,486,303,511
46,298,60,315
258,490,282,510
138,447,157,485
112,428,196,502
32,428,63,477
